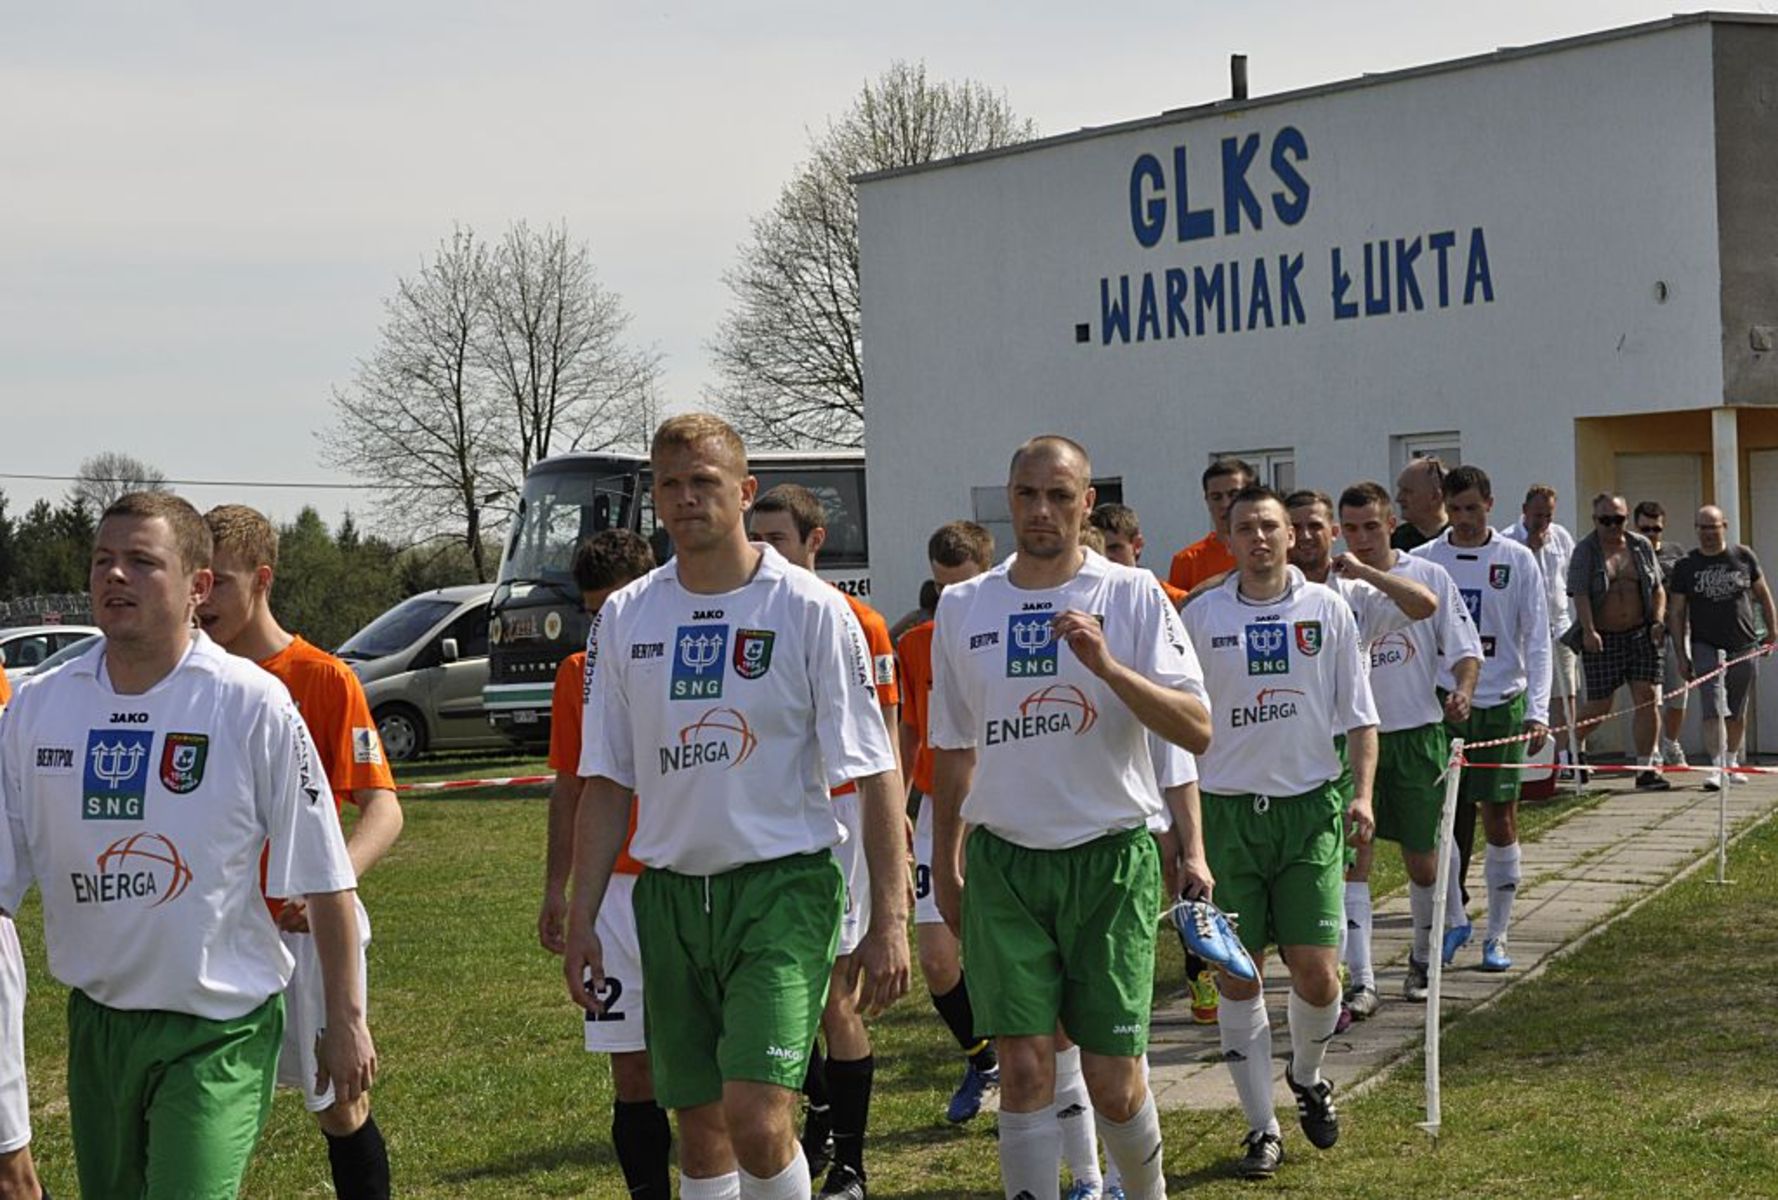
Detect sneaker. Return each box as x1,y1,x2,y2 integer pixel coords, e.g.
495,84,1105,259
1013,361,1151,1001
1403,956,1429,1002
1284,1055,1339,1150
1705,770,1723,792
1105,1188,1127,1200
1235,1129,1284,1179
945,1061,997,1124
1636,769,1673,791
1726,764,1749,786
1188,969,1220,1025
818,1163,867,1200
1334,1004,1354,1034
1064,1183,1100,1200
1343,984,1380,1020
1662,740,1689,769
1481,938,1513,972
1441,921,1473,966
1171,898,1258,982
801,1108,834,1177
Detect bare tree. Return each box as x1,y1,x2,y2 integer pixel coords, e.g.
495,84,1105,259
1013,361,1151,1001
710,61,1036,448
323,227,501,580
71,451,167,512
479,221,660,501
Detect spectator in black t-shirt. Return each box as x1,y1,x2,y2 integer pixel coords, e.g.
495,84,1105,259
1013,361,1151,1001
1668,505,1778,789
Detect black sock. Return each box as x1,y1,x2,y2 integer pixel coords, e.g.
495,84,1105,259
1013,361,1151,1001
931,978,982,1055
324,1114,391,1200
612,1098,672,1198
802,1039,829,1107
826,1054,874,1177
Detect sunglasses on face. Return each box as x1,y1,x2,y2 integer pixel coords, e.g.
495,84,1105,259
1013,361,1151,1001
1637,525,1663,536
1596,514,1626,526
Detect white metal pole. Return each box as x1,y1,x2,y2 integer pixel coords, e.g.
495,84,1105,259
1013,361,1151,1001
1421,737,1465,1138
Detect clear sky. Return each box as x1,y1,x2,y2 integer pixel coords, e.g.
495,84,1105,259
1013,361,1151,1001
1,0,1693,533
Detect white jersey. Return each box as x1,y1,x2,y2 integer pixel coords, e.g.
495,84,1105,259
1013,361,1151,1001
1328,573,1414,644
1183,567,1378,798
929,551,1206,851
0,633,355,1021
581,544,897,876
1146,735,1198,833
1364,554,1484,732
1502,519,1575,634
1414,531,1552,722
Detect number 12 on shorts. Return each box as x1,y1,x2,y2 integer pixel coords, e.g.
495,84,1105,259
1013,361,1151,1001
582,967,626,1022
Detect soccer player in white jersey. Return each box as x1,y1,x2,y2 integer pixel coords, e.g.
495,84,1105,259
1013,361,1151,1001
0,677,41,1200
1412,465,1551,973
929,436,1212,1200
1337,483,1483,1003
0,491,370,1199
1282,489,1439,1020
564,414,909,1200
1181,485,1379,1180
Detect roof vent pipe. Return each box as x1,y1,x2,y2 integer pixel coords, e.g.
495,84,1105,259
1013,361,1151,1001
1231,54,1248,101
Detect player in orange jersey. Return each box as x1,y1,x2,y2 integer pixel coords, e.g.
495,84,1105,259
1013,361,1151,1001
536,529,671,1198
750,484,902,1200
1168,458,1255,592
199,505,401,1200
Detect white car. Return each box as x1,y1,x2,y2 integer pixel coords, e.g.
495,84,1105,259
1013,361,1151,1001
1,625,103,684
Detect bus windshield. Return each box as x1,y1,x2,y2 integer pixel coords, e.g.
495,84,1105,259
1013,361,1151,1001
500,464,638,584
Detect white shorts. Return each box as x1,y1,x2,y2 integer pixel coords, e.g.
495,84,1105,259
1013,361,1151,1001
912,795,943,927
583,873,647,1054
277,898,371,1112
1551,640,1577,702
833,793,872,956
0,919,29,1155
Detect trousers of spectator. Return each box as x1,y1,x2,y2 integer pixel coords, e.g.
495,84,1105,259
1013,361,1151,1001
1453,797,1478,907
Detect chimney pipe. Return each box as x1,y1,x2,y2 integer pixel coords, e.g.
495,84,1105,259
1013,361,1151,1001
1231,54,1249,101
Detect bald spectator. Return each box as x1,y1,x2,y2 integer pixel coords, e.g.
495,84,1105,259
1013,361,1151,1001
1392,458,1450,552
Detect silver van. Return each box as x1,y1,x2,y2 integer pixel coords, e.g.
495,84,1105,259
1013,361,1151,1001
337,584,502,762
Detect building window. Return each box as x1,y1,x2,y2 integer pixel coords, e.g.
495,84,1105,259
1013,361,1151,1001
1212,448,1295,494
1391,432,1461,478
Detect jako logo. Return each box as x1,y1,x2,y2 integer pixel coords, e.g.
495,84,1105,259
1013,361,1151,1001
71,832,193,907
659,707,758,774
765,1044,803,1062
985,684,1099,746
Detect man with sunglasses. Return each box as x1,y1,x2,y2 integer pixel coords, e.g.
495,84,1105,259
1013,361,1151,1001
1634,502,1690,769
1566,494,1669,790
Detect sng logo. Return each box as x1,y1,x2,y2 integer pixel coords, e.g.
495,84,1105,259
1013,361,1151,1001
1231,687,1304,728
1370,631,1416,670
671,625,727,700
1244,623,1290,676
83,729,153,820
71,831,193,907
659,706,758,775
1006,614,1058,677
985,684,1099,746
1459,588,1483,624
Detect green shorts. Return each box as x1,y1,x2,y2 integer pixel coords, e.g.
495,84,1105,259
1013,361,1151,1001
1443,692,1526,805
1375,723,1450,852
1202,781,1345,956
962,826,1159,1057
67,988,283,1200
635,852,843,1109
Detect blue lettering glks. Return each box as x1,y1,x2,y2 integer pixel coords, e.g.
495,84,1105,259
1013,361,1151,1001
671,624,727,700
1126,126,1312,248
83,729,152,820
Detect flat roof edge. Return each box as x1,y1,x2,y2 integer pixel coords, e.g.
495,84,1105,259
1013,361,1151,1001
854,11,1769,186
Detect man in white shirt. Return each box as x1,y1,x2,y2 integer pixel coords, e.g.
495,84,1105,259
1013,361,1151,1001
929,436,1211,1200
1502,485,1578,773
0,491,369,1199
1183,485,1379,1180
564,414,910,1200
1414,467,1551,973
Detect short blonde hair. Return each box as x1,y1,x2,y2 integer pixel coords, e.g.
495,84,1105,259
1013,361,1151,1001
204,504,279,571
102,492,212,573
651,413,747,473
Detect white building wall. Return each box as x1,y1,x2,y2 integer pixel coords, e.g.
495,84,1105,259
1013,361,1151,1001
860,22,1723,614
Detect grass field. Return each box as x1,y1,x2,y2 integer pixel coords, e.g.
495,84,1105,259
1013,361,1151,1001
14,755,1768,1197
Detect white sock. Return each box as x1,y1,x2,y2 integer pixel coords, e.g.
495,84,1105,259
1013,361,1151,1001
1097,1093,1164,1200
739,1143,809,1200
1053,1045,1101,1190
1444,841,1469,930
998,1105,1061,1200
1286,989,1341,1088
1216,991,1279,1137
1409,880,1436,964
1484,841,1521,943
1343,881,1374,988
1102,1057,1148,1191
683,1172,743,1200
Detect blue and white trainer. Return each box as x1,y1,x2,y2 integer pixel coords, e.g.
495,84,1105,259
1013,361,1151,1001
1481,937,1513,972
1442,921,1473,966
946,1061,998,1124
1064,1182,1099,1200
1171,898,1258,982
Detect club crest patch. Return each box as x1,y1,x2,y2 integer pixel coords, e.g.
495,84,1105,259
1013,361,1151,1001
671,624,727,700
83,729,153,819
1006,613,1058,677
1294,620,1323,657
732,629,775,680
159,733,209,794
1244,622,1289,676
1489,564,1511,590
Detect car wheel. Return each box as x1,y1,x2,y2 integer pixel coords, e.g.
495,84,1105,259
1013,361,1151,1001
375,704,426,763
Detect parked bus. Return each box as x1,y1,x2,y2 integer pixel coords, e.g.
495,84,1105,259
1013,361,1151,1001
483,448,869,747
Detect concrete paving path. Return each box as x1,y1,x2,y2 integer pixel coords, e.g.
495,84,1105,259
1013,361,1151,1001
1146,772,1778,1114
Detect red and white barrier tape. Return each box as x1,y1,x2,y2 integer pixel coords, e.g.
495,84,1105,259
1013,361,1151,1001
394,773,552,793
1459,760,1777,775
